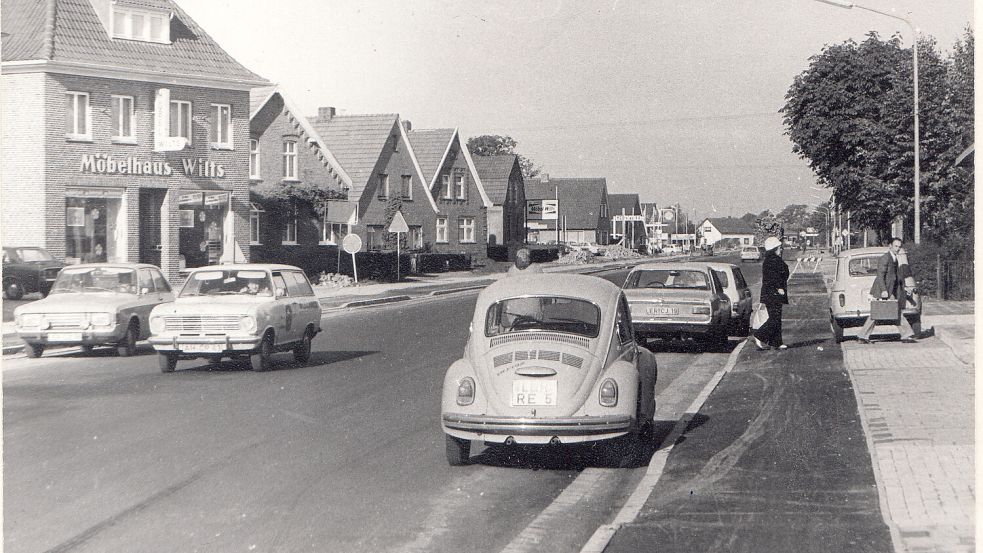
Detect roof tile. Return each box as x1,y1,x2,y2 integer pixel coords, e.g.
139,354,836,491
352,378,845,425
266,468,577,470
310,113,399,198
471,155,518,205
407,129,455,184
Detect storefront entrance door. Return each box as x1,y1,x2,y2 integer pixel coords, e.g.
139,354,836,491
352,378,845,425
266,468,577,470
139,189,166,268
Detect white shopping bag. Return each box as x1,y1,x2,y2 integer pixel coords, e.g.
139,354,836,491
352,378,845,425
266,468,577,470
750,303,769,330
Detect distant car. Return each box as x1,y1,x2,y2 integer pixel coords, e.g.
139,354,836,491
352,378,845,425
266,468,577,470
706,262,753,336
149,264,322,372
622,262,731,348
3,246,65,299
440,273,658,466
13,263,174,358
828,247,922,343
567,242,601,255
740,246,762,262
664,245,682,255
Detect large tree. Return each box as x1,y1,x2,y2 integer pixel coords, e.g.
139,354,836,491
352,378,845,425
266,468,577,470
466,135,540,178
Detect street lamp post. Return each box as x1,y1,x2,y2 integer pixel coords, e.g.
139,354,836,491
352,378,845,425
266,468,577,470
814,0,920,244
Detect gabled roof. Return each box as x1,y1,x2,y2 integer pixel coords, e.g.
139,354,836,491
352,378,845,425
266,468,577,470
705,217,755,234
2,0,269,88
607,193,641,215
249,85,351,190
310,113,399,200
472,155,519,205
525,177,608,229
407,129,456,185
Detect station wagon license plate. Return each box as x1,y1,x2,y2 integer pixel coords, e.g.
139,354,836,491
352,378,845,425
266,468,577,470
180,343,224,354
646,306,678,316
512,380,557,407
47,332,82,342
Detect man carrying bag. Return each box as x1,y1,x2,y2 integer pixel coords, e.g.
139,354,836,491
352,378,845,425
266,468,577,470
857,237,917,344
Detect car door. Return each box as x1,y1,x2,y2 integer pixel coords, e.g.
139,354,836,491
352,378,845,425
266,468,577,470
285,271,320,337
270,271,293,345
708,270,731,325
140,269,174,339
731,267,753,318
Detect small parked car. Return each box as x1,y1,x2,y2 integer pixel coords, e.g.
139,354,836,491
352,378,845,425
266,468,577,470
13,263,174,358
441,273,657,466
149,264,322,372
567,242,601,255
828,247,922,343
740,246,762,262
3,246,65,299
706,262,753,336
622,262,731,347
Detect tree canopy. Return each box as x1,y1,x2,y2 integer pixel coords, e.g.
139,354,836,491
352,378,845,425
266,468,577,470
466,135,540,178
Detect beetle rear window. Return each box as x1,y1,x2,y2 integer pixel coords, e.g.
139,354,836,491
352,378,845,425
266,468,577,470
848,256,880,276
485,296,600,338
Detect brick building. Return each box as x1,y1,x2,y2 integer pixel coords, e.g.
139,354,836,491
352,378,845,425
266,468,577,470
525,176,610,246
472,154,526,256
1,0,269,280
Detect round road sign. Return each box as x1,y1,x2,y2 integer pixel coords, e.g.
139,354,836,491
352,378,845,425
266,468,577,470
342,234,362,254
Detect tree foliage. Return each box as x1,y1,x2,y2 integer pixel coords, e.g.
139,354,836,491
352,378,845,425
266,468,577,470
466,134,541,178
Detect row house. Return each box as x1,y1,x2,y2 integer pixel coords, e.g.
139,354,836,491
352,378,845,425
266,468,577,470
472,154,526,257
607,193,645,249
2,0,269,281
525,175,610,246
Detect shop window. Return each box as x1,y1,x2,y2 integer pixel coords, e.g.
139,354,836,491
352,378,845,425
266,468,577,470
178,209,195,228
408,226,423,249
169,100,192,144
282,203,297,244
436,217,448,243
112,6,170,43
65,91,90,139
441,175,451,199
65,195,123,264
249,203,264,245
211,104,232,149
111,95,135,142
401,175,412,200
455,174,466,199
249,139,260,179
377,174,389,199
459,217,475,243
283,140,298,180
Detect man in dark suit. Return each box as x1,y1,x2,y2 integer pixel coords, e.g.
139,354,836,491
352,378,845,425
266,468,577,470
857,237,917,343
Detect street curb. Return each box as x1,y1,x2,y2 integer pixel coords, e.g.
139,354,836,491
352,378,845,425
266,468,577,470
430,285,489,296
3,344,24,355
337,295,413,309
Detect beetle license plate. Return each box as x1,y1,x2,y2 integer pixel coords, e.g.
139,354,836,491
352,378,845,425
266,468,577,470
181,343,223,353
512,380,557,407
647,306,678,315
47,332,82,342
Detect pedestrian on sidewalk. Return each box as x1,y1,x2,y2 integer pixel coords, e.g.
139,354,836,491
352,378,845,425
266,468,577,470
857,237,917,344
508,248,543,275
753,236,789,350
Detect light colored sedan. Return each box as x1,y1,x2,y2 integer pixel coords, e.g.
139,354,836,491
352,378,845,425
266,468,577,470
828,247,921,342
441,273,658,466
149,264,322,372
740,246,762,262
14,263,174,358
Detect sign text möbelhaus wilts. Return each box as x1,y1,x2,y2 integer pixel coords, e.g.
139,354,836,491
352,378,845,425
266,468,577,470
79,154,227,178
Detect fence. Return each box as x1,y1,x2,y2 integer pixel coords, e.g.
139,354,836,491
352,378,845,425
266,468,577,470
938,258,974,300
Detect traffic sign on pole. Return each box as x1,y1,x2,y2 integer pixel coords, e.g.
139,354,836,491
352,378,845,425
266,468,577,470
342,234,362,283
388,211,408,280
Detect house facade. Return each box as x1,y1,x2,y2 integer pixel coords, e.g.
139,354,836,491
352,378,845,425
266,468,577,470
607,193,645,249
408,128,490,262
1,0,269,281
471,154,526,256
699,217,756,246
525,176,610,245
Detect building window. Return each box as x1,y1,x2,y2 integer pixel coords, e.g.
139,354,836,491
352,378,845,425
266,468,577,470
282,203,297,244
321,219,348,244
249,139,260,179
169,100,192,143
401,175,412,200
210,104,232,149
436,218,448,243
408,226,423,249
250,203,263,245
283,140,298,180
178,209,196,228
110,95,134,142
455,174,466,199
112,6,170,43
65,92,90,139
458,217,475,243
441,175,451,199
378,173,389,199
367,226,384,250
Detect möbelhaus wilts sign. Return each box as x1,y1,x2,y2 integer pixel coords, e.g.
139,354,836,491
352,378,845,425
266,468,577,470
80,154,226,178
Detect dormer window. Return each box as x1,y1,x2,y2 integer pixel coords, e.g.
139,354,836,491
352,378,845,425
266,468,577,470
112,6,170,44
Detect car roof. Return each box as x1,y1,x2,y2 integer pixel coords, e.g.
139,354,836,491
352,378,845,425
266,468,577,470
838,247,888,259
705,262,739,271
630,262,710,272
185,263,303,272
479,273,620,304
63,263,161,270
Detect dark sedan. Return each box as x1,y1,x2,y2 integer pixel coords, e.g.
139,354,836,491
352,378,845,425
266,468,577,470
3,247,65,300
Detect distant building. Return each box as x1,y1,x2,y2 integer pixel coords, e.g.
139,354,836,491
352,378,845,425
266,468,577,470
525,176,610,245
607,193,645,249
471,155,526,254
699,217,755,246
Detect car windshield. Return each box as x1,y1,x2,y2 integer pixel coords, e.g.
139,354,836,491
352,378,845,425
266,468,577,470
848,256,881,276
17,248,55,262
485,296,600,338
50,267,136,294
624,269,708,290
179,269,274,297
743,247,757,253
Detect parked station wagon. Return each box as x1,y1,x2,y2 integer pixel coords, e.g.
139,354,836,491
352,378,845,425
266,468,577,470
14,263,173,358
706,262,753,336
828,247,922,342
149,264,322,372
441,274,658,466
622,262,731,347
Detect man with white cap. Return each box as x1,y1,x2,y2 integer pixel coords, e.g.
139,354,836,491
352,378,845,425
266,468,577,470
753,236,790,350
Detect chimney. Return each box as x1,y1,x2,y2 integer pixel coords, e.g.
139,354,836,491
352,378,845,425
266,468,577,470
540,173,549,183
318,106,336,122
402,120,412,132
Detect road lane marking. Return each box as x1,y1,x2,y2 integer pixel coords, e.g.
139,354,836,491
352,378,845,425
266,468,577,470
578,338,748,553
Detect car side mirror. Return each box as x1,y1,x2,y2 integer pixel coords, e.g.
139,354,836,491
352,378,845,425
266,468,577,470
275,288,286,298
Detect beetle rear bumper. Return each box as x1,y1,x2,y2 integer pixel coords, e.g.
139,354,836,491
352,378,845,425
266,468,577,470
442,413,632,443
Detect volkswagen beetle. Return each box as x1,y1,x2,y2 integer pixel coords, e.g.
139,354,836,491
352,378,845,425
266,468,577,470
441,273,657,466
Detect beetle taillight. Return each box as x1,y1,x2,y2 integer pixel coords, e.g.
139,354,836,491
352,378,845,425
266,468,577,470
599,379,618,407
456,377,475,406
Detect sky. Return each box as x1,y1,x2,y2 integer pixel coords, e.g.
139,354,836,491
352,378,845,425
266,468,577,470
176,0,974,222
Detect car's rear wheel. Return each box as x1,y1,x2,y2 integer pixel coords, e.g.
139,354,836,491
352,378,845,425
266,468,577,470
116,323,138,357
293,328,314,363
4,279,23,300
250,334,274,372
25,343,44,358
830,316,845,343
159,353,177,373
445,435,471,466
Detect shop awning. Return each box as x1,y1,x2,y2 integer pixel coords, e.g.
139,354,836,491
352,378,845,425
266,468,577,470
324,201,358,225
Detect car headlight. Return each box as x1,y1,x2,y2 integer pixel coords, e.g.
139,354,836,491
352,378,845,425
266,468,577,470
89,312,114,326
19,314,41,328
240,315,257,332
150,316,164,334
599,378,618,407
456,377,475,406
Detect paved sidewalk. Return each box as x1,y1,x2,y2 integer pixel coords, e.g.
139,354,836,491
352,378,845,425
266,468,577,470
841,300,975,553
